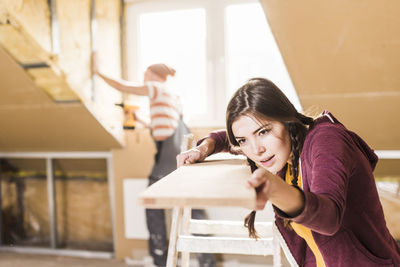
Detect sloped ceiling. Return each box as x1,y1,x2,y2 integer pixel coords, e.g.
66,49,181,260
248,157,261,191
0,46,122,151
260,0,400,151
259,1,400,177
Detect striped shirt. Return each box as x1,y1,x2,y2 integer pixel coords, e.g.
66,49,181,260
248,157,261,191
146,81,182,141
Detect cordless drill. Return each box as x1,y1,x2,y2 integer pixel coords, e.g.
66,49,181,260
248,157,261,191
115,103,140,130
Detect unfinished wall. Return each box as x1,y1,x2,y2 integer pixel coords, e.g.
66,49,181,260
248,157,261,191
1,158,112,250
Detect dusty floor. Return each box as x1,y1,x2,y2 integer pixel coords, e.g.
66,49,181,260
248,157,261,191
0,252,130,267
0,251,284,267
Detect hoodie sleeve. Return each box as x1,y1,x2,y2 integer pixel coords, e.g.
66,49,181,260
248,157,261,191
281,124,356,235
196,130,230,154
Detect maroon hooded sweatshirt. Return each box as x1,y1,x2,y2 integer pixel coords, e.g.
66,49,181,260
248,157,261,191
200,112,400,266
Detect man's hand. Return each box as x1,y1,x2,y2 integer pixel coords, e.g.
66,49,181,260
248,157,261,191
92,52,99,75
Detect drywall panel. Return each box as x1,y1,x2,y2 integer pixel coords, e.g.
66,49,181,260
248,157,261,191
0,46,52,105
260,0,400,95
0,103,121,151
300,94,400,150
123,178,149,239
260,0,400,150
0,45,122,151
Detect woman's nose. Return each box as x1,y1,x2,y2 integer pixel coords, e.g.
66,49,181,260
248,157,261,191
251,140,266,155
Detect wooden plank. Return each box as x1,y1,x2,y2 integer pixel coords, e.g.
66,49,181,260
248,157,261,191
176,236,274,256
138,159,256,210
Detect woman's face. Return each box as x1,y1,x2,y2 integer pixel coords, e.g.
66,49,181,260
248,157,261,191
232,115,291,174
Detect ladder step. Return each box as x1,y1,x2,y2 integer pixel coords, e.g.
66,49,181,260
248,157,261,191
176,235,275,256
189,219,273,237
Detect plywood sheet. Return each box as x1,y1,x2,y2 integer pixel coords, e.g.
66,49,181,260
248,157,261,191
139,159,256,210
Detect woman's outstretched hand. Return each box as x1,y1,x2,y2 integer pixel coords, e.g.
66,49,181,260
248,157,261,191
176,147,206,168
247,167,305,215
176,138,216,168
246,168,275,210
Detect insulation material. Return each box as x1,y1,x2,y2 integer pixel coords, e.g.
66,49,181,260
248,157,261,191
54,0,123,137
0,24,50,65
0,6,79,102
1,168,113,251
56,0,92,100
91,0,123,135
56,178,112,250
0,0,51,52
27,67,80,102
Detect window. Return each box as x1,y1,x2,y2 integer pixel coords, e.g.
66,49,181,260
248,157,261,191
126,0,301,127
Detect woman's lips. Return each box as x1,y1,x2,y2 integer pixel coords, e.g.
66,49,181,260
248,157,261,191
260,155,275,167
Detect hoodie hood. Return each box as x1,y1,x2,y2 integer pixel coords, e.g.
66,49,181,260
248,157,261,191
312,111,378,170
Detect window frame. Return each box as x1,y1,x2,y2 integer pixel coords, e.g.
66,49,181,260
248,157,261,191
125,0,295,127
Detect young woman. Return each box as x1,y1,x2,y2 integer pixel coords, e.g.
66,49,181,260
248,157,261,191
177,78,400,266
94,61,216,267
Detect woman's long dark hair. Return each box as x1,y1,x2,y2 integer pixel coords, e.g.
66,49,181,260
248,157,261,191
226,78,313,238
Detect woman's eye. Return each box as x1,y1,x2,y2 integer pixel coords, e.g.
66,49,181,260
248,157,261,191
237,139,246,145
259,128,269,135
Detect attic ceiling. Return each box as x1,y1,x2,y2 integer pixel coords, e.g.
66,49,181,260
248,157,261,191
260,0,400,151
0,46,122,151
0,0,123,152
